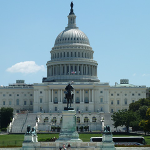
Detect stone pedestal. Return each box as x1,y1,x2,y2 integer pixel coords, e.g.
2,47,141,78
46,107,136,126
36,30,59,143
101,132,116,150
56,109,82,142
22,134,39,149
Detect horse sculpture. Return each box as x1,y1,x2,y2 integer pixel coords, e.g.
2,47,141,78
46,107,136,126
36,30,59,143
65,83,74,109
104,125,110,132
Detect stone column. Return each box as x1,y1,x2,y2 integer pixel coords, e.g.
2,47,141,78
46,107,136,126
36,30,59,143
74,89,75,105
96,66,97,76
69,64,70,75
89,89,91,102
65,65,67,75
80,90,82,102
52,89,53,103
83,89,84,103
49,89,51,102
61,89,62,102
53,65,54,76
92,90,94,102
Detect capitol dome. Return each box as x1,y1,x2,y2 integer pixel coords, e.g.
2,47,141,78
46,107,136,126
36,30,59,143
54,28,90,46
43,4,99,83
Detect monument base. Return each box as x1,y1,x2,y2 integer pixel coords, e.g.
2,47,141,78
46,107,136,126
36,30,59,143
56,109,82,142
101,132,116,150
22,134,39,148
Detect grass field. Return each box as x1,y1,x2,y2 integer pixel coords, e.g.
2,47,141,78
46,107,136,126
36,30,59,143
0,133,150,147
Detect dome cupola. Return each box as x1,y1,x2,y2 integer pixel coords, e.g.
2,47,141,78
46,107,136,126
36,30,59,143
54,2,90,46
43,2,99,83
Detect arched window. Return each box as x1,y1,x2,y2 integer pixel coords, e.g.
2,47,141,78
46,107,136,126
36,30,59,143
52,117,57,123
44,117,49,122
60,117,62,123
92,117,96,122
84,117,89,123
77,117,80,123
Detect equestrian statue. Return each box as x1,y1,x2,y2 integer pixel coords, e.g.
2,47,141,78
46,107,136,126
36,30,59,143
65,82,74,109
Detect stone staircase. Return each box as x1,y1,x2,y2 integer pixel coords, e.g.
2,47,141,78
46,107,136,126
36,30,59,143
21,113,37,133
11,113,27,133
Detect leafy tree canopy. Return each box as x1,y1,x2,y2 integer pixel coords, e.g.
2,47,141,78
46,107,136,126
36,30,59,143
0,107,13,129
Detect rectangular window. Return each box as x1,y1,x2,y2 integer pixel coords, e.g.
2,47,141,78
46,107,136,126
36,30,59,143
111,109,113,113
17,94,19,96
30,94,33,96
3,101,5,105
64,52,65,57
67,52,69,57
111,94,113,96
111,100,113,105
30,101,33,105
100,98,103,103
76,97,80,103
85,107,88,111
100,91,103,93
71,52,73,57
3,94,5,97
124,99,127,105
55,91,57,94
24,94,26,96
16,99,19,105
78,52,80,57
117,94,119,96
40,91,42,94
132,100,135,103
85,91,88,93
75,52,76,57
9,94,12,96
138,93,141,96
9,101,11,105
40,98,42,103
55,107,57,111
117,100,120,105
132,93,134,96
24,101,26,105
84,97,89,103
54,97,58,104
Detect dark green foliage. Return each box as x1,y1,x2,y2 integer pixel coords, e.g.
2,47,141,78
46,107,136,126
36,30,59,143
111,109,136,132
0,107,13,129
112,98,150,133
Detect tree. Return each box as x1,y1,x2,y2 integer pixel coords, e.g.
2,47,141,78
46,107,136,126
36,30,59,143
111,109,136,132
139,108,150,135
111,111,122,130
0,107,13,129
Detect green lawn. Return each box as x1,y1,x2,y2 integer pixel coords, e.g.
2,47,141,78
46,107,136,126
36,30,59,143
0,133,150,147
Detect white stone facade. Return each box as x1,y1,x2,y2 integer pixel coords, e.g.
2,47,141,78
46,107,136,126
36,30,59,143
0,7,147,131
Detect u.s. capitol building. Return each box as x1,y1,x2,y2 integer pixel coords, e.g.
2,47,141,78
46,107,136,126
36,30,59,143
0,5,146,132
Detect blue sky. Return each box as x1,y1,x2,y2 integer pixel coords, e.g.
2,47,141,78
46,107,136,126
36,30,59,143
0,0,150,87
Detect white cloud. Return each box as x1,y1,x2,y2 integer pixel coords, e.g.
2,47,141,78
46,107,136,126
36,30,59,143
132,73,136,77
142,74,150,77
6,61,46,74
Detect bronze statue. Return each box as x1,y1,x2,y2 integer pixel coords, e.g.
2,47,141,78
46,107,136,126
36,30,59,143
70,2,74,14
70,2,73,10
65,83,74,108
27,125,31,134
104,125,110,132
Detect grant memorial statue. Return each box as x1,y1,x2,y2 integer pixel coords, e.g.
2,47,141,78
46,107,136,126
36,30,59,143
56,82,82,142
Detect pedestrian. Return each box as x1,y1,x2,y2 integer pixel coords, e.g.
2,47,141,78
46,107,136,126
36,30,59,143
63,144,67,150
